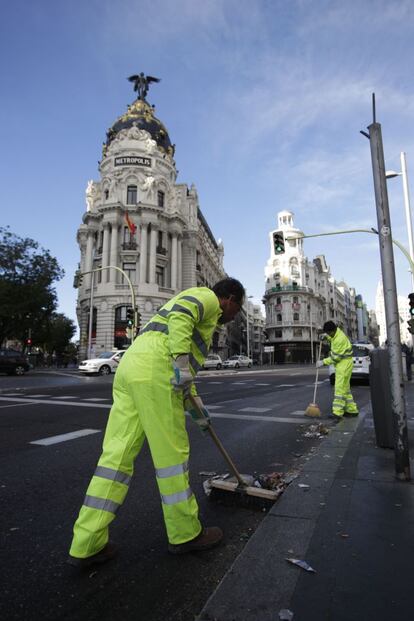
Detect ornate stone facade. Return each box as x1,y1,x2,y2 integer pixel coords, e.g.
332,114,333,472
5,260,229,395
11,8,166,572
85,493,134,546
76,91,225,358
263,211,358,363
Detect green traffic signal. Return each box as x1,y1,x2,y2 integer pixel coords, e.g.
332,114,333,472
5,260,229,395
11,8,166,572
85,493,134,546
273,231,285,255
126,308,134,328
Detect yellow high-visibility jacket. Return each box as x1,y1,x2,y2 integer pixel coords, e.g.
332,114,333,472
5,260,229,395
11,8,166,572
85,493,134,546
322,327,353,367
138,286,222,375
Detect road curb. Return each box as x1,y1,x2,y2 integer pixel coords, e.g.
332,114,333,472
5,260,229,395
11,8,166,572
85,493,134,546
196,410,366,621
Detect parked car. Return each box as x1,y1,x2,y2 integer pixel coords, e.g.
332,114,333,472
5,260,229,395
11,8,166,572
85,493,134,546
0,349,30,376
223,355,253,369
203,354,223,370
329,343,374,385
78,350,126,375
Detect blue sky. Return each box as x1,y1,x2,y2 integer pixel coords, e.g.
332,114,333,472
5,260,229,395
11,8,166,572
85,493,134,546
2,0,414,332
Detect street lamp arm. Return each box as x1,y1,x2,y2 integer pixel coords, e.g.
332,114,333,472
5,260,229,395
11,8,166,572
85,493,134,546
81,265,136,311
286,228,414,275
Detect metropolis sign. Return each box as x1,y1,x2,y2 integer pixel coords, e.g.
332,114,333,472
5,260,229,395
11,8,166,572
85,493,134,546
114,156,151,167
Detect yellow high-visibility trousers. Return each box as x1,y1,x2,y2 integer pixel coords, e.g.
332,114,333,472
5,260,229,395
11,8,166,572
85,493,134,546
332,358,358,417
69,334,202,559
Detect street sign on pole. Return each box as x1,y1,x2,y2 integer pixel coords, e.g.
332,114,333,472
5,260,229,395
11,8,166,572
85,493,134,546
264,346,274,352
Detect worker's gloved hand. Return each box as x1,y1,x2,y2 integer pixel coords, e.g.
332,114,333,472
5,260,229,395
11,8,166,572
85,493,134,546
316,360,324,368
171,355,193,391
318,333,327,341
184,395,211,432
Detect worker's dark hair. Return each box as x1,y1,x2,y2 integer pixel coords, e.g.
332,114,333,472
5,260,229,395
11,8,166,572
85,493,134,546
323,320,337,333
212,278,245,304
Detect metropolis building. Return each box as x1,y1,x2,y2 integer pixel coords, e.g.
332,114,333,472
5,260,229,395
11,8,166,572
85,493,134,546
263,211,359,363
76,76,226,359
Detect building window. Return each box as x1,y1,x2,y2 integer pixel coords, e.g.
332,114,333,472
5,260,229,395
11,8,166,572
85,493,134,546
104,189,109,200
293,328,302,337
157,190,165,207
122,262,136,284
127,185,137,205
275,329,282,338
293,296,298,304
276,297,281,304
293,312,299,321
156,265,164,286
277,313,282,322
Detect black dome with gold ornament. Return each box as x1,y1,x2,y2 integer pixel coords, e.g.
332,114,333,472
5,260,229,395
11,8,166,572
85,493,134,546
104,74,174,157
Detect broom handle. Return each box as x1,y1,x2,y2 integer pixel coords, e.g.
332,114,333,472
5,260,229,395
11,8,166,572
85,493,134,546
313,340,323,403
187,393,246,487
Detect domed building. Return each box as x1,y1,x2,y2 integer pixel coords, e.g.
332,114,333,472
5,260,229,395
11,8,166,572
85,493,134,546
76,75,226,358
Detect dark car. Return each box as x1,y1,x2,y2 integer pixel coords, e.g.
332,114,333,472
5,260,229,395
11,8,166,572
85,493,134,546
0,349,30,376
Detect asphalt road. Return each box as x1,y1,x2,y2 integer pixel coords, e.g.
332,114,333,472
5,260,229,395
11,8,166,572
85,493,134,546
0,366,372,621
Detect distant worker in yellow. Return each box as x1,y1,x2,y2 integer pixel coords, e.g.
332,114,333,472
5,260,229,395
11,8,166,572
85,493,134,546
317,320,358,419
68,278,245,568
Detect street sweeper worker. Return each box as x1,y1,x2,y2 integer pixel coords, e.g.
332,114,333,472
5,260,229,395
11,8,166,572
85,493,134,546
68,277,245,568
316,321,358,419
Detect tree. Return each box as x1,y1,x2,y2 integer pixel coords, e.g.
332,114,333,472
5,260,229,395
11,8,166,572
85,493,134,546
40,313,76,356
0,227,64,346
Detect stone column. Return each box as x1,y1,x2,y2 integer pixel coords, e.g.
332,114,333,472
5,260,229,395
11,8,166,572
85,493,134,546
181,233,197,289
109,221,119,283
85,231,95,288
102,222,110,283
149,226,158,284
139,224,148,283
178,237,182,291
171,234,178,290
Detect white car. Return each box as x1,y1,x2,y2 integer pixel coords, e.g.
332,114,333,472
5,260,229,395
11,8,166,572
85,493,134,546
203,354,223,370
329,343,374,385
79,350,126,375
223,355,253,369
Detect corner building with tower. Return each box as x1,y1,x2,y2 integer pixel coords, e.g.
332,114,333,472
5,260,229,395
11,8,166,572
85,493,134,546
76,78,225,358
263,211,362,363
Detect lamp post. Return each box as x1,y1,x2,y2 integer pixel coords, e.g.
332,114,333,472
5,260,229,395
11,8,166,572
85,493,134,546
386,152,414,290
245,295,254,359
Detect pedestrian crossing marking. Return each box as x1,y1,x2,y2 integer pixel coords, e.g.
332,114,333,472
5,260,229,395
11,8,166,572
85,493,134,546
25,394,50,398
278,384,295,387
54,396,75,400
208,382,223,384
290,410,307,416
30,429,101,446
256,383,270,386
83,398,110,401
231,382,246,385
239,407,272,413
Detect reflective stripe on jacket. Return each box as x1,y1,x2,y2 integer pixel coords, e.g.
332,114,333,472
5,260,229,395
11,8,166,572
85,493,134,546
138,286,222,375
323,327,353,367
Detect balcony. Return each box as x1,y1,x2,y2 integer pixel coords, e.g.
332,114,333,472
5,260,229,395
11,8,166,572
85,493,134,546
122,241,137,251
156,246,167,256
264,285,310,296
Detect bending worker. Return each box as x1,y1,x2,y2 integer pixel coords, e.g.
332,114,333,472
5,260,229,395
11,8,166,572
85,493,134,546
317,320,358,419
68,277,245,568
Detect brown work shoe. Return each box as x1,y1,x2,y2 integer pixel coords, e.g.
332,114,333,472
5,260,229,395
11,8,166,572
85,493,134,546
168,527,223,555
67,542,117,569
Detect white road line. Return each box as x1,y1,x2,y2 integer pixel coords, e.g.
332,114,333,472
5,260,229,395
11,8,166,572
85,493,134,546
26,394,50,398
0,396,109,408
0,402,36,410
30,429,101,446
239,407,272,413
54,396,75,400
231,382,246,385
83,398,110,402
208,382,223,384
290,410,307,416
204,405,222,409
255,383,270,386
0,396,310,424
278,384,295,387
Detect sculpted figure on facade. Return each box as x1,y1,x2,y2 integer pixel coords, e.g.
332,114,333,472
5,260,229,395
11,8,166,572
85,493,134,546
85,180,98,212
140,174,156,199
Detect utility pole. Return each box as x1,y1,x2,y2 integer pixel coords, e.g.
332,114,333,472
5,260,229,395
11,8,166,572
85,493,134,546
367,94,410,481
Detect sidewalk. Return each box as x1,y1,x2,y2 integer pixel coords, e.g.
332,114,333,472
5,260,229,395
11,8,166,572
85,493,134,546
198,383,414,621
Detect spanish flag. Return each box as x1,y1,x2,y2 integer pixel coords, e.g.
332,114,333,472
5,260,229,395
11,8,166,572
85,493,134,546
125,211,137,235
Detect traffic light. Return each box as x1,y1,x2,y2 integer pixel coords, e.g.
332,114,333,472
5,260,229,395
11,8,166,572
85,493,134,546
273,231,285,255
126,307,135,328
408,294,414,333
26,338,32,346
73,270,83,288
136,312,142,332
